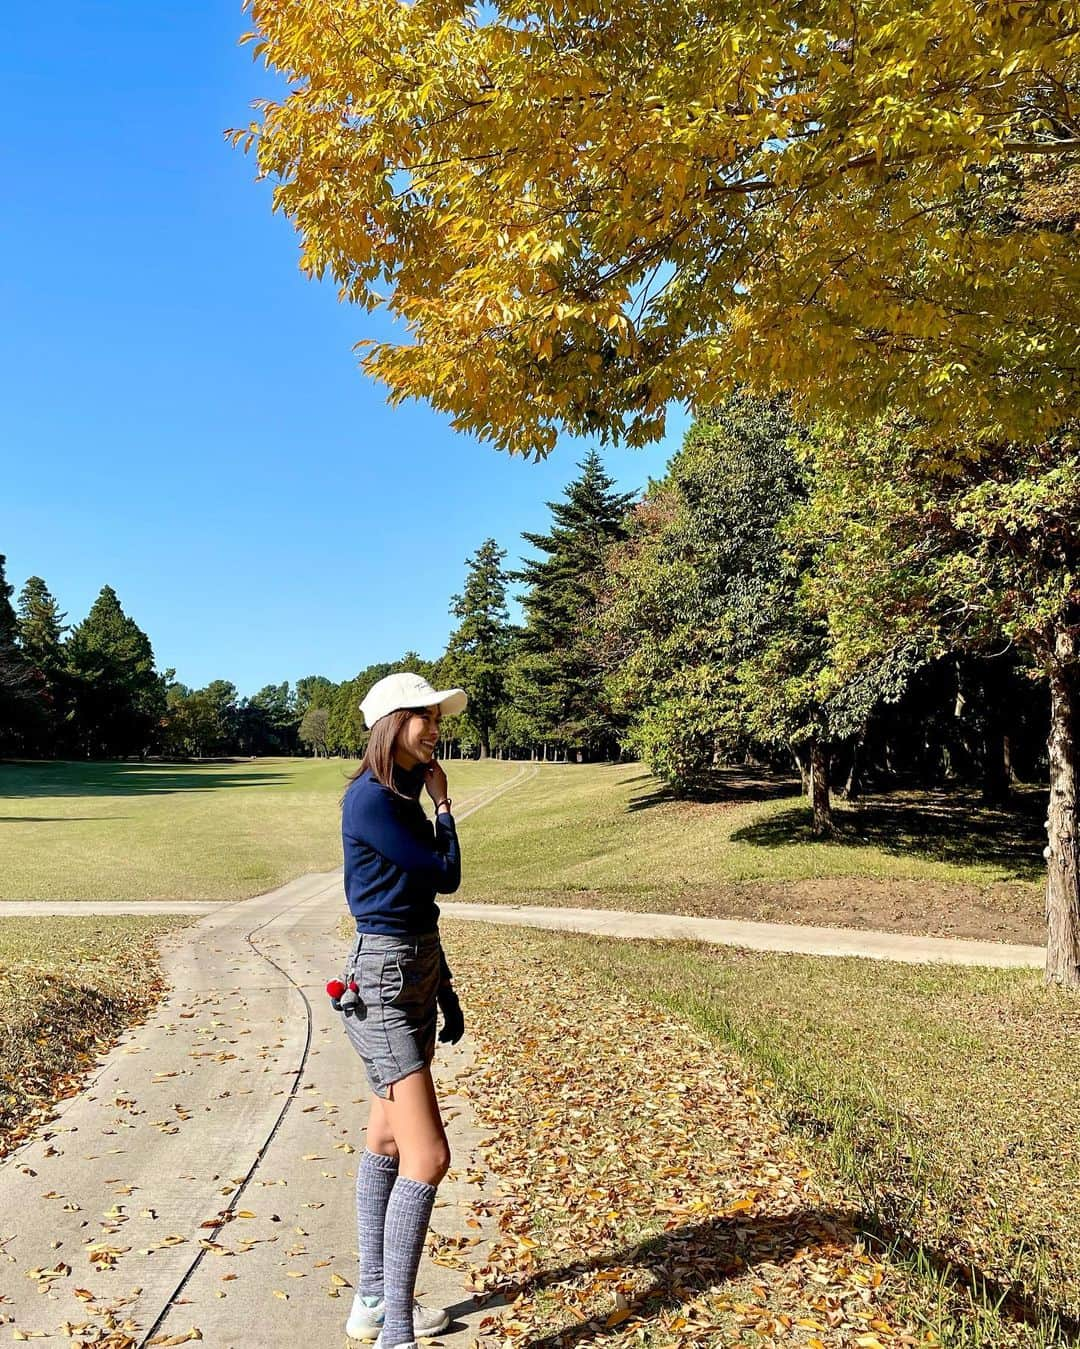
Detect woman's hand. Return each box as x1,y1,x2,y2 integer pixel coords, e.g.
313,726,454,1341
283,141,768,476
424,758,449,807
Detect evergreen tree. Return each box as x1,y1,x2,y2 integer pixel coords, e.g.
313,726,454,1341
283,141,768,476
441,540,511,758
601,396,925,830
295,675,335,717
17,576,67,667
66,586,166,758
512,450,634,759
15,576,69,754
0,556,36,754
238,681,297,755
299,706,330,757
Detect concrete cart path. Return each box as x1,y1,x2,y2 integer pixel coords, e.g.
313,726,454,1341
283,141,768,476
439,901,1046,968
0,870,503,1348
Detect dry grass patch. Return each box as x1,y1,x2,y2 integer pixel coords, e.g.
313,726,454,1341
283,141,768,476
443,922,933,1349
0,915,196,1155
483,928,1079,1347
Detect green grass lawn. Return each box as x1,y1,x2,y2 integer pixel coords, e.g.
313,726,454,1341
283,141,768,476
0,756,519,900
456,762,1045,902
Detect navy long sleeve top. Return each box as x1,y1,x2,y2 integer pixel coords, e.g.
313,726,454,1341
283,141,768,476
342,761,461,938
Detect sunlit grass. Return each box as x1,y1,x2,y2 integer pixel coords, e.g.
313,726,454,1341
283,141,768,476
481,924,1080,1345
456,763,1045,906
0,756,518,900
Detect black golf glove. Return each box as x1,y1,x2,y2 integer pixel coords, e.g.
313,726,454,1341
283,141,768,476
437,983,465,1044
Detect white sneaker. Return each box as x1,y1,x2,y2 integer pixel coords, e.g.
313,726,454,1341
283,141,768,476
346,1291,450,1342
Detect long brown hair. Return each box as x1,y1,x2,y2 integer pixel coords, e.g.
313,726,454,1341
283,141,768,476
343,707,419,801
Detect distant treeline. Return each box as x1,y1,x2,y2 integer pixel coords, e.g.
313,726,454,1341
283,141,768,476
0,401,1053,831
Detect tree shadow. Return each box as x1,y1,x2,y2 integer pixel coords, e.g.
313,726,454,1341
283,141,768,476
627,766,802,813
483,1207,851,1347
0,815,127,822
0,761,303,799
477,1205,1079,1347
731,786,1046,881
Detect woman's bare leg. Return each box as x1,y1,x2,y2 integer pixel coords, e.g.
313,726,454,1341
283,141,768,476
380,1066,450,1186
366,1092,399,1160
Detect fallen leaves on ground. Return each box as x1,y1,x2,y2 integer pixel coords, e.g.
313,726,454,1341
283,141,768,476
446,926,934,1349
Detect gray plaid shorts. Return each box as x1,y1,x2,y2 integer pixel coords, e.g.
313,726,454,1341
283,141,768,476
339,929,442,1099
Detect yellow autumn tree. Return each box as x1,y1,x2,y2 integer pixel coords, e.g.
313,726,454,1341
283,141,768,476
235,1,1080,982
237,0,1078,457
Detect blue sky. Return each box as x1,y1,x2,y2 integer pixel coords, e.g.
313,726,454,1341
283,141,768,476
2,3,688,697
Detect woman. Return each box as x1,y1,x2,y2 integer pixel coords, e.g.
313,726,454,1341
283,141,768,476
338,671,469,1349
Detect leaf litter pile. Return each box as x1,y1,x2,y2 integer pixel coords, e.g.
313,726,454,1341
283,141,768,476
0,917,195,1158
446,923,934,1348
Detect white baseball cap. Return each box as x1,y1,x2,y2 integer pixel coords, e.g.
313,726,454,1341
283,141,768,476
359,671,468,730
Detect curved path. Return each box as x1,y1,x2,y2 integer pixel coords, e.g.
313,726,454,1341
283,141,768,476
0,771,535,1347
438,901,1045,968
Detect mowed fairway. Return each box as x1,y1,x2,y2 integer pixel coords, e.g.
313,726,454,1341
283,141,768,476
0,757,519,900
455,761,1043,905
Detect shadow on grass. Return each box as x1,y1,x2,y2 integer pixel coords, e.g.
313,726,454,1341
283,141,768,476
496,1208,849,1347
0,816,127,822
0,761,305,798
496,1206,1080,1347
626,765,802,813
732,786,1046,882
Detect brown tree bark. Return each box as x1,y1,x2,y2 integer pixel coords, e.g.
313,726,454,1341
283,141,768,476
840,732,864,802
1045,626,1080,987
810,739,834,837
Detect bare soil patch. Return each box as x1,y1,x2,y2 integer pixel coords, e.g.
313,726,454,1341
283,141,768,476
483,877,1045,945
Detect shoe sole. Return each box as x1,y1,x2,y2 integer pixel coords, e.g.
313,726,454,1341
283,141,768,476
345,1314,449,1344
416,1312,451,1337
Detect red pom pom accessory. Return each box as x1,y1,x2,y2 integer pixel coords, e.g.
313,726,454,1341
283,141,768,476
326,980,346,999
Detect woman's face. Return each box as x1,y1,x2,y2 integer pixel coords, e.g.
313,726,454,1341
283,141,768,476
395,704,442,769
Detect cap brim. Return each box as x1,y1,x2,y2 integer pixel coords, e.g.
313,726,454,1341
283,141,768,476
433,688,468,717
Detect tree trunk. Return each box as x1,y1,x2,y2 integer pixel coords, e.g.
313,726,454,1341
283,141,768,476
840,732,864,802
980,656,1012,805
1045,627,1080,986
792,748,811,796
479,737,489,759
810,739,834,837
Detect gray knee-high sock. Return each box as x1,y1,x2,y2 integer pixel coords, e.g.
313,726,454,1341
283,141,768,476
382,1175,437,1348
356,1148,399,1298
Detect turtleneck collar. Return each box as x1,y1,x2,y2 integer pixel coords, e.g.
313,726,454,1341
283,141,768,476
391,760,426,800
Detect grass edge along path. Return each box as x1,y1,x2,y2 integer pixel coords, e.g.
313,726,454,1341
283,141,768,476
454,924,1077,1349
432,919,940,1349
0,914,198,1158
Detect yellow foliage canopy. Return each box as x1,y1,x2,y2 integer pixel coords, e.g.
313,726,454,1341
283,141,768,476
236,0,1080,457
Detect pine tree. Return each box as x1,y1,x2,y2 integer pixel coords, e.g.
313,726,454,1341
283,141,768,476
66,585,166,758
0,556,37,753
442,539,511,758
15,575,70,753
512,450,634,759
17,577,67,668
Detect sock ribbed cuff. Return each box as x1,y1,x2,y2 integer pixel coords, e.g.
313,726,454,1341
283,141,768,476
364,1147,400,1172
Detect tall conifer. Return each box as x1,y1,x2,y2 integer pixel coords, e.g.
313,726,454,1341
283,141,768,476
66,586,165,757
512,451,634,758
442,539,511,758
